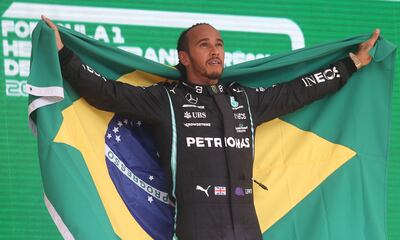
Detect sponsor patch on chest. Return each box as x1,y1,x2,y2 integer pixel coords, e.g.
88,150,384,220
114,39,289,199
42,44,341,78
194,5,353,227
234,113,246,120
214,186,226,196
184,111,207,119
186,136,250,149
235,123,248,133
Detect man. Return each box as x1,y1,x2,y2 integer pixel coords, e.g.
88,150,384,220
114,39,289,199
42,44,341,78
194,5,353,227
42,16,379,239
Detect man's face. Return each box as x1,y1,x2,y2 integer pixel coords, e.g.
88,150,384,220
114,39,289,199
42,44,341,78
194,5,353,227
179,25,225,84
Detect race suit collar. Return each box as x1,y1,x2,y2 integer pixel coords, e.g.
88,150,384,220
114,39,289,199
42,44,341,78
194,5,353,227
181,82,226,96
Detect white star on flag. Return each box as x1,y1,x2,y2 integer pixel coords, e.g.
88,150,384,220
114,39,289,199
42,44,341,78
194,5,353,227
147,196,153,203
123,119,129,125
136,121,142,126
107,133,112,139
115,135,121,142
149,175,154,181
156,152,160,158
112,127,119,133
117,121,123,127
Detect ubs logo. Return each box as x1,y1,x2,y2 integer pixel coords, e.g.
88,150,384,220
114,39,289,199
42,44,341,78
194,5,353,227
184,111,207,119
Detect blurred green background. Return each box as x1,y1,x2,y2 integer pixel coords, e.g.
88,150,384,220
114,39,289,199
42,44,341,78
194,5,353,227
0,0,398,239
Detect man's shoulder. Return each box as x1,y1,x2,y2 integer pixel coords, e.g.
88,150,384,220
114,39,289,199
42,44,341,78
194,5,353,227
143,80,181,98
226,82,252,93
227,81,277,94
161,81,179,88
142,80,179,91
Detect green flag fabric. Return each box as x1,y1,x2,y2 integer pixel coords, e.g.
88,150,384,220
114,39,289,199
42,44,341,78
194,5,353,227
27,20,397,239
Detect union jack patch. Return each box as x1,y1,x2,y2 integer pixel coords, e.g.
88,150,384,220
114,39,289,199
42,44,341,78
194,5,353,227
214,186,226,196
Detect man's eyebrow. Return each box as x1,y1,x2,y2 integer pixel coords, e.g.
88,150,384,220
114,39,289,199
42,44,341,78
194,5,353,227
196,38,224,44
196,38,209,44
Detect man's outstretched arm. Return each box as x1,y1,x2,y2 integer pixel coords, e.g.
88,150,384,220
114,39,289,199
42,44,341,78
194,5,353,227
42,16,170,124
245,29,380,126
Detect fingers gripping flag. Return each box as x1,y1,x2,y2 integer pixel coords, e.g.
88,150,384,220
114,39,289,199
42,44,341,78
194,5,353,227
27,21,397,239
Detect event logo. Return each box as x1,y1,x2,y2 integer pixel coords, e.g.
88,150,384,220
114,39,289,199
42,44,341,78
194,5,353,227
1,2,304,97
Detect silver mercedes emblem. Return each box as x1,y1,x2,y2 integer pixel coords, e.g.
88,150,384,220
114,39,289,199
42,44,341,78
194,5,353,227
185,93,198,104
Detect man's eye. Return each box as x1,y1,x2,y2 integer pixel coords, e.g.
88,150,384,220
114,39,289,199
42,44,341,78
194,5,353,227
217,43,224,47
200,42,208,47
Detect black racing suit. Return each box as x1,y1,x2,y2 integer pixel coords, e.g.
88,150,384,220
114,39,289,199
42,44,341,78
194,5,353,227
59,47,356,240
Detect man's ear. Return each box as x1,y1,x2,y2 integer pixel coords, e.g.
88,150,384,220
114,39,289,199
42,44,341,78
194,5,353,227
178,51,190,67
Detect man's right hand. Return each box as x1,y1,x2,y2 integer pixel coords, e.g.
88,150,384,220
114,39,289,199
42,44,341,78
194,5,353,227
41,15,64,51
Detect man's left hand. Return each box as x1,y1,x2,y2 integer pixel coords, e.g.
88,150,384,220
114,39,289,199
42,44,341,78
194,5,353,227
355,29,380,67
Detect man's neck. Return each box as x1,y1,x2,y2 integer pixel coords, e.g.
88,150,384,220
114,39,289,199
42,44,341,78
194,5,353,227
186,77,219,86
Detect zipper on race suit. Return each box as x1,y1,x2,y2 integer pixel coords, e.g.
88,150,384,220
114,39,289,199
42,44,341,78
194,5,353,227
252,179,268,191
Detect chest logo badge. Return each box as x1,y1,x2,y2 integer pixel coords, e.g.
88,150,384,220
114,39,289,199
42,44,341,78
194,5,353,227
185,93,198,104
196,185,211,197
230,96,239,108
234,187,245,196
214,186,227,196
211,85,218,93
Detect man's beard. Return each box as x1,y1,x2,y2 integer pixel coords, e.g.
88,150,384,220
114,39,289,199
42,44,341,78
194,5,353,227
206,69,223,81
189,54,223,81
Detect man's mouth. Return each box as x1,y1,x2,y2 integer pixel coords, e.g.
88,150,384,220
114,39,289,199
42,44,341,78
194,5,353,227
207,58,222,66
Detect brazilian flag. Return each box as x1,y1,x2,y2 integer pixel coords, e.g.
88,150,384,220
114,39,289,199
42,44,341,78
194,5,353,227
27,21,397,239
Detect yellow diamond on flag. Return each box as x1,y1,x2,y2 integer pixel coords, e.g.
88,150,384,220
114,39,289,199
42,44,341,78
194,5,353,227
253,118,356,232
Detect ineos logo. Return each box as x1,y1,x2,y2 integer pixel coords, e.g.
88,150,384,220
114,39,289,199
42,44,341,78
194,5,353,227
301,66,341,87
185,93,198,104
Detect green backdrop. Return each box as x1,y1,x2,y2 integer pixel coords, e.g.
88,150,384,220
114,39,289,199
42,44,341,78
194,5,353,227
0,0,398,239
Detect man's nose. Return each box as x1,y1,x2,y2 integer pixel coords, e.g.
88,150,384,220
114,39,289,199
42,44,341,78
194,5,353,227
210,45,219,56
